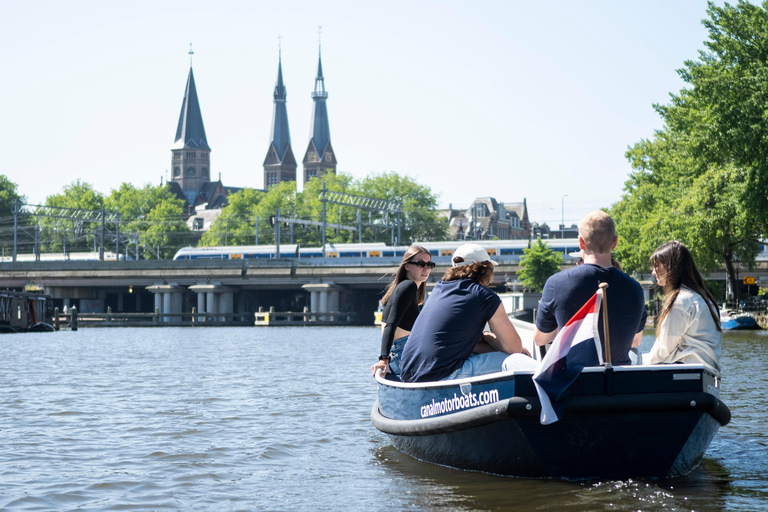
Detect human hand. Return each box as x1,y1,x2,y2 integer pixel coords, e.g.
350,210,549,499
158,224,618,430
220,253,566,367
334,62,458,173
371,359,389,376
520,347,531,357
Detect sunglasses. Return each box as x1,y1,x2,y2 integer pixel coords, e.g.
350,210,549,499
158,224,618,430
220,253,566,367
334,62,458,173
409,260,435,269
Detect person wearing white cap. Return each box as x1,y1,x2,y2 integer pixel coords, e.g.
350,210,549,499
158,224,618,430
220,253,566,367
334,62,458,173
399,243,529,383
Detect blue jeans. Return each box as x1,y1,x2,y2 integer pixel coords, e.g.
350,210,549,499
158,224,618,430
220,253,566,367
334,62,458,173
441,351,509,380
388,335,408,375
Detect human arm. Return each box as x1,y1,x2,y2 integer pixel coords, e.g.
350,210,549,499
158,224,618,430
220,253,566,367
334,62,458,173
533,326,558,346
485,304,523,354
378,281,416,359
631,331,643,348
647,299,690,364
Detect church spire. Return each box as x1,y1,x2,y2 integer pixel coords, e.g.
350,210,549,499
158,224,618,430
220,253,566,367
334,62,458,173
170,49,212,206
263,46,296,188
303,31,336,184
172,65,210,151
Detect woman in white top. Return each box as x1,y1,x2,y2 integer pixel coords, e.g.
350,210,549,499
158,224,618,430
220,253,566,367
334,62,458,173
644,241,722,373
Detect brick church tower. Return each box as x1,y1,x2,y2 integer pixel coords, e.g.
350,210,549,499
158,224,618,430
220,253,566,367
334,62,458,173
263,50,297,188
302,45,336,185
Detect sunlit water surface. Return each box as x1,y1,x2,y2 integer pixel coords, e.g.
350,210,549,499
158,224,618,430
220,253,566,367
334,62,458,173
1,327,766,511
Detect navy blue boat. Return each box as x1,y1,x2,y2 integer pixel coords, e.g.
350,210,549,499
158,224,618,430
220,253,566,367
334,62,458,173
720,311,760,330
372,363,730,480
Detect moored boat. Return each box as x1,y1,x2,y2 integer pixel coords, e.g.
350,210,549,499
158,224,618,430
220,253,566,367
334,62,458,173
720,310,760,330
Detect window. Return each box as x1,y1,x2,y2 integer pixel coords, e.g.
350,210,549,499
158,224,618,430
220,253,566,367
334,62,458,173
186,151,196,159
202,167,208,178
174,167,181,177
193,218,204,230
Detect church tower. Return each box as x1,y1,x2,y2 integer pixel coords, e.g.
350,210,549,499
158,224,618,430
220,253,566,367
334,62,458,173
263,50,297,188
302,45,336,185
170,53,211,205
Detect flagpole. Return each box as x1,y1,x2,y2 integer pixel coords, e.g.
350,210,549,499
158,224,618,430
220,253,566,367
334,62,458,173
598,283,612,368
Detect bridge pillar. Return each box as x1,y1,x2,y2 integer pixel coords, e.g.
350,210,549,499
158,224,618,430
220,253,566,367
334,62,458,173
189,284,236,323
146,284,182,323
302,282,343,322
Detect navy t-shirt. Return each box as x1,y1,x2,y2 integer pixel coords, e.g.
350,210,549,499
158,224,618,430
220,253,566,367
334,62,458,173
400,279,501,382
536,264,647,366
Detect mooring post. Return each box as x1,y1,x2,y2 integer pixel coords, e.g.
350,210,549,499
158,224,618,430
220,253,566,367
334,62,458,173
71,306,78,331
192,306,196,326
53,307,60,331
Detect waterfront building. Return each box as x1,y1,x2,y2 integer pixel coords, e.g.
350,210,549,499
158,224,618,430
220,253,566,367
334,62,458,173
440,198,531,240
302,46,337,185
263,50,297,188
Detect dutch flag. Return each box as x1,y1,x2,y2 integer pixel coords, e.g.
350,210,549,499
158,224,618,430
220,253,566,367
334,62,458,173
533,289,604,425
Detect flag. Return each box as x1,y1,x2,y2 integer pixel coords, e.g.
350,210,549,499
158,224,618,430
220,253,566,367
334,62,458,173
533,289,604,425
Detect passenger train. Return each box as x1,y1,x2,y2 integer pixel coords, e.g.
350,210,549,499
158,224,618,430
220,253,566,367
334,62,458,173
172,239,583,262
0,251,129,262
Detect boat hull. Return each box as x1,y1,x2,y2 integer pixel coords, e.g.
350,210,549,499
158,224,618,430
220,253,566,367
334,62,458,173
721,314,759,330
372,366,729,480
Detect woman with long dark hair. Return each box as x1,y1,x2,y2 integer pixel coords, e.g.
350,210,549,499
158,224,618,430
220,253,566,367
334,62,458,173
371,245,434,376
645,240,722,372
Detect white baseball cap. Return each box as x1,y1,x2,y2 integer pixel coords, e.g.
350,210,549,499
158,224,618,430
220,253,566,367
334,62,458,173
452,243,498,267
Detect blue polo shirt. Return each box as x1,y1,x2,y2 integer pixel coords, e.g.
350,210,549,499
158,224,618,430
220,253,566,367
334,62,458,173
537,264,647,365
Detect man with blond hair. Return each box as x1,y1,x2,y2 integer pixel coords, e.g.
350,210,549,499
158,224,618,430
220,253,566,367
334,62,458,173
533,210,646,365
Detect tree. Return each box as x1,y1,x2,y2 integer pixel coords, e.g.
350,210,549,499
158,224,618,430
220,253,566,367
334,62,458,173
106,183,194,258
200,170,445,248
350,172,446,243
39,180,105,254
518,239,561,293
0,175,25,255
610,1,768,301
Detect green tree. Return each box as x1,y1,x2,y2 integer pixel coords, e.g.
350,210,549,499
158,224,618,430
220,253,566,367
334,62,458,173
40,180,105,254
0,175,25,255
518,239,561,293
105,183,193,258
610,1,768,300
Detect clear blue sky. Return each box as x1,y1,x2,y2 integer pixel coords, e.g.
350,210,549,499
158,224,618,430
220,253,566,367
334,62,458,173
1,1,714,229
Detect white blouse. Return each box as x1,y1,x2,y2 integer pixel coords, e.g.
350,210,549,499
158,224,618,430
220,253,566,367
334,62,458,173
644,287,722,373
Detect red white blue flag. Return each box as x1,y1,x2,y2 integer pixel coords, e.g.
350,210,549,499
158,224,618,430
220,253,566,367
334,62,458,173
533,289,604,425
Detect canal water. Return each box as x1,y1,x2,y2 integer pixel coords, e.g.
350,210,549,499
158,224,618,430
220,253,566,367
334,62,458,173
1,327,766,511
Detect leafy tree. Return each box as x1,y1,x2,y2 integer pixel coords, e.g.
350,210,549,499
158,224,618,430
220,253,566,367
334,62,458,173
350,172,446,243
39,180,105,254
105,183,193,258
610,1,768,300
0,175,25,255
200,170,445,248
518,239,561,293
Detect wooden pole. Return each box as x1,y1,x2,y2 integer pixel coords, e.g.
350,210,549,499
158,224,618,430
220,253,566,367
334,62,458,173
598,283,611,367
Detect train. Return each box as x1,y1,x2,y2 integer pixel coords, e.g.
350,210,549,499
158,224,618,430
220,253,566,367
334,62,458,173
172,239,583,262
0,252,129,262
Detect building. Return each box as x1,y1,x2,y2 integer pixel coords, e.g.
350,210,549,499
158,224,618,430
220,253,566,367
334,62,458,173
168,60,241,217
440,197,531,240
302,47,337,184
263,50,297,189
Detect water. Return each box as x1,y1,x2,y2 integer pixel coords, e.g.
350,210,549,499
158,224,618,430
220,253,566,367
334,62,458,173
0,327,766,511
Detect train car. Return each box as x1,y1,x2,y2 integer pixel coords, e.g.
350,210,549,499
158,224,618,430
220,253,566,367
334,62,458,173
0,251,128,262
173,239,581,262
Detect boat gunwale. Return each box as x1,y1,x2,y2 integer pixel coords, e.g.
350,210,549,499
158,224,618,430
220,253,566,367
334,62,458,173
374,363,720,390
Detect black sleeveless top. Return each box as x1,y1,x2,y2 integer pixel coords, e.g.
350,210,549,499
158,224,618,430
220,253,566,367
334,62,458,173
380,279,420,358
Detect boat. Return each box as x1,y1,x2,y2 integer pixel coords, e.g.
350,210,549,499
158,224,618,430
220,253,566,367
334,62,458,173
371,320,731,480
720,310,760,330
0,290,54,333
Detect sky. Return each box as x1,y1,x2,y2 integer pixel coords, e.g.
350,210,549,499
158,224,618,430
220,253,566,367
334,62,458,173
1,1,715,229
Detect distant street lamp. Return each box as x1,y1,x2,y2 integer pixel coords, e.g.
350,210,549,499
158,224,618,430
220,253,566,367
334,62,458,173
561,194,568,241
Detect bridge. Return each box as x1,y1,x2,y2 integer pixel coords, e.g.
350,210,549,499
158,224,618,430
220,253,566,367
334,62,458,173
2,257,766,325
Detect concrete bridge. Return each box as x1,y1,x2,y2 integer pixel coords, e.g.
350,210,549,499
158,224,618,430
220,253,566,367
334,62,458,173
2,257,765,325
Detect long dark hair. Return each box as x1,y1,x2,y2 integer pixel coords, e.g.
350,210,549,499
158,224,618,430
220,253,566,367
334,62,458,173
650,240,721,333
380,245,430,306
